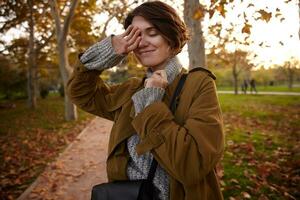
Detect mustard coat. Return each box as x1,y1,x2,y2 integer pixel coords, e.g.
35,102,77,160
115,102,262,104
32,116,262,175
67,57,225,200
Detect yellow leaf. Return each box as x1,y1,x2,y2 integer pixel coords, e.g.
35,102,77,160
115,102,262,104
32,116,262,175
242,23,251,34
258,10,272,22
193,7,205,20
216,5,226,17
209,9,215,19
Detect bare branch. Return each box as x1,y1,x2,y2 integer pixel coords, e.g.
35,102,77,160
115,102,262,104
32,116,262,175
62,0,79,41
49,0,62,38
100,15,115,39
60,1,68,15
35,30,55,53
0,18,18,33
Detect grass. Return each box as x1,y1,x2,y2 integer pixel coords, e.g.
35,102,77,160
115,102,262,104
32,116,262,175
1,93,299,199
219,94,300,199
0,95,94,199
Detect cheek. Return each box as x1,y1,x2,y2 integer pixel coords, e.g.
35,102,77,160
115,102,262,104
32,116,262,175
160,44,172,57
154,38,171,55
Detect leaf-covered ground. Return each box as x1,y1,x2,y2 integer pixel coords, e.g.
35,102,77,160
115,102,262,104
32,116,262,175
219,94,300,199
1,94,299,199
0,95,94,199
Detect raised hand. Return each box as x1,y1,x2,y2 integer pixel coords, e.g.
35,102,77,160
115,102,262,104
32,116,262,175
145,70,168,89
111,25,142,55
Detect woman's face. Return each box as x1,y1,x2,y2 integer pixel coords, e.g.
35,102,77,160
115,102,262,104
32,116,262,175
131,16,172,71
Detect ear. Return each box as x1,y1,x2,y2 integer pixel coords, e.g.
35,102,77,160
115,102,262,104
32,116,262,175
168,47,176,57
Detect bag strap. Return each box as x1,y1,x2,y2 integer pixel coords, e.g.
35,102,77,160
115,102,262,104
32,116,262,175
147,73,188,181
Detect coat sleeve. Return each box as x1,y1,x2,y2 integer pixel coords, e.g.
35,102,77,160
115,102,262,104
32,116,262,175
131,75,224,186
67,58,139,121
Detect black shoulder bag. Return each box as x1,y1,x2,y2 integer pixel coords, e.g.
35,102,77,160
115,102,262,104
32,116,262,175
91,74,188,200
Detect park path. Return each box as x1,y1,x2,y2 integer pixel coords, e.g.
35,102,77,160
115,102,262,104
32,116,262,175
217,91,300,96
17,117,112,200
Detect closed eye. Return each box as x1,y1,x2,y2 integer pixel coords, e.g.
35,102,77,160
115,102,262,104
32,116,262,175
146,27,159,36
149,32,158,36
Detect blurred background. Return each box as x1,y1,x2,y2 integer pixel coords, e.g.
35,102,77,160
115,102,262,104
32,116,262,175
0,0,299,199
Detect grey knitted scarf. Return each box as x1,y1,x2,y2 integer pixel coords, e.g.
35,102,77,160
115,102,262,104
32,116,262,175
128,57,182,200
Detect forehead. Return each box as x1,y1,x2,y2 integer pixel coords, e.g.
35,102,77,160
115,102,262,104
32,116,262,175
131,16,155,30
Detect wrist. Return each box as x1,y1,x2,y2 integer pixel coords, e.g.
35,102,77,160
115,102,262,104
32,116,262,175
111,35,127,56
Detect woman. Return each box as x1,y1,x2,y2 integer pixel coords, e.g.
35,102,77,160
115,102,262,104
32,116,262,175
67,1,224,199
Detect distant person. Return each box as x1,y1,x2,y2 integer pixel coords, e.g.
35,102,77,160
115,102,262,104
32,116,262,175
242,79,248,94
67,1,224,200
250,78,257,94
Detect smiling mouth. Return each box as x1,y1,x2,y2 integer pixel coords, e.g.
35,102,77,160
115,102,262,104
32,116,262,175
138,50,155,55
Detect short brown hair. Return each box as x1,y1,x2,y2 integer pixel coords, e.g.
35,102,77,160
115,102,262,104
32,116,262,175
124,1,189,55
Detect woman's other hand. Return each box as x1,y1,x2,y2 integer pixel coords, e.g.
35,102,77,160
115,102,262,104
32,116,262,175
145,70,168,89
112,25,142,55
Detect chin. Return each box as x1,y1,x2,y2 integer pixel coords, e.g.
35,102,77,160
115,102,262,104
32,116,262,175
140,61,158,67
137,57,165,68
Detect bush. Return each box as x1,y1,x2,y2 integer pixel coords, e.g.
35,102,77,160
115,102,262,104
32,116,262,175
40,88,49,99
59,84,64,97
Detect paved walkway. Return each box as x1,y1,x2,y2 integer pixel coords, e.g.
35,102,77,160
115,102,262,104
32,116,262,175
18,117,112,200
217,91,300,96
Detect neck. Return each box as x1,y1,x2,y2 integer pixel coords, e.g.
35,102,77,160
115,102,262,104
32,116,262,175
149,59,170,72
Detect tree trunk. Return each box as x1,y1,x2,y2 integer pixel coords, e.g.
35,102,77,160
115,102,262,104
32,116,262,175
184,0,206,70
50,0,79,121
58,38,77,121
232,51,238,95
287,64,293,89
233,65,238,95
298,1,300,40
27,0,38,108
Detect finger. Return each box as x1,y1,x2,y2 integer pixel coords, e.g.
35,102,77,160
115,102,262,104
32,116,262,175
154,70,167,80
151,73,161,79
144,78,149,87
127,28,141,44
154,70,165,76
127,36,141,52
125,27,140,41
150,74,164,83
121,25,133,37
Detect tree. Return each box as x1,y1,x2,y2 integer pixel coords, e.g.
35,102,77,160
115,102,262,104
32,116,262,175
208,47,251,94
49,0,80,121
49,0,135,121
27,0,38,108
0,54,27,99
1,0,55,107
183,0,291,90
298,0,300,39
284,57,300,89
184,0,206,70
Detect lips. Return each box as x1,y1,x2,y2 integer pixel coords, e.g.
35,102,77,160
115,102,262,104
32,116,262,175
138,50,156,55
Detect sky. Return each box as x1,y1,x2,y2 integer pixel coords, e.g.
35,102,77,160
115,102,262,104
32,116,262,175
95,0,300,69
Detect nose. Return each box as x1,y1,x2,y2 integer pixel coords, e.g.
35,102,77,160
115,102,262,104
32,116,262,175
138,35,149,48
